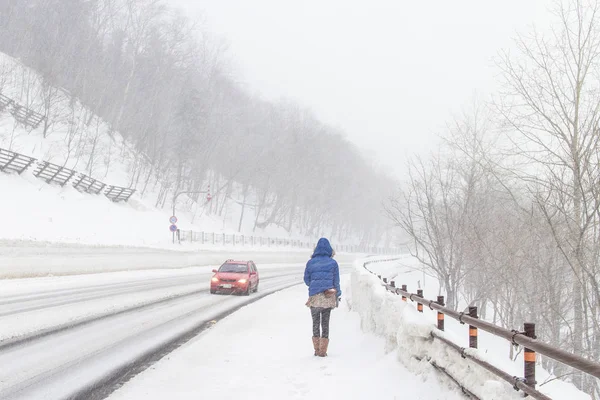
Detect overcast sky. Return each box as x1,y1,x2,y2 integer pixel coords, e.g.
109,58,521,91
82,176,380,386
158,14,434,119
168,0,552,178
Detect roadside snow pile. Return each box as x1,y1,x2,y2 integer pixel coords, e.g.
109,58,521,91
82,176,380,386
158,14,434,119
348,259,592,400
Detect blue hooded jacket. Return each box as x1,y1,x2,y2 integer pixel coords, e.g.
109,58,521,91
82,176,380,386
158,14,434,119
304,238,342,298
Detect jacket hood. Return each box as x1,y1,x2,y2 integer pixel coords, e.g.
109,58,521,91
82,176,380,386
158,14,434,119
312,238,333,258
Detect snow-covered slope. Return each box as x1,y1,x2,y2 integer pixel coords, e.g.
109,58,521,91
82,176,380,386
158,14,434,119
0,53,325,248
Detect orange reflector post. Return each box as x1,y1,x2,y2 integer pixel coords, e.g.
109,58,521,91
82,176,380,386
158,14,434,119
524,352,536,362
524,323,536,390
436,296,445,331
468,307,478,349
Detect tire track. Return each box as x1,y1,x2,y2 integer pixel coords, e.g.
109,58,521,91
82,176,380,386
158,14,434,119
0,272,300,351
0,276,301,400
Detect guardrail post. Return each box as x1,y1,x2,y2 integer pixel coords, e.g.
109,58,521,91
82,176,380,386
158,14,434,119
524,322,536,391
401,285,407,302
390,280,395,289
383,277,388,284
469,306,478,348
377,275,381,280
437,296,445,331
417,289,423,313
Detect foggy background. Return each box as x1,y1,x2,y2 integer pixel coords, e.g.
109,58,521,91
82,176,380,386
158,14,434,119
169,0,552,176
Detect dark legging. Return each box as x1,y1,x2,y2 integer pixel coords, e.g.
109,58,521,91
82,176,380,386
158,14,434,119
311,307,332,338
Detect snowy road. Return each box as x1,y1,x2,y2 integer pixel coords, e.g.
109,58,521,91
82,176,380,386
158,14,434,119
107,278,466,400
0,263,328,400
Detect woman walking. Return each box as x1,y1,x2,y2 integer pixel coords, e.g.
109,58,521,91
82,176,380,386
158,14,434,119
304,238,341,357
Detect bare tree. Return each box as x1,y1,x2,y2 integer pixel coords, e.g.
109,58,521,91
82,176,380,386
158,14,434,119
497,0,600,389
387,153,470,310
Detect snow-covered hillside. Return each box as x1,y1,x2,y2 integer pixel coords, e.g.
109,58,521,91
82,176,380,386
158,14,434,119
0,53,352,248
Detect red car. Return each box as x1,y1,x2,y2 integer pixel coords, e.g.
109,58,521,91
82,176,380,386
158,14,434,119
210,260,259,295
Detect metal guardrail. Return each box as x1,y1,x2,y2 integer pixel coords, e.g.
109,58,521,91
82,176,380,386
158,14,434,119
430,331,551,400
179,231,313,249
177,230,397,254
363,259,600,400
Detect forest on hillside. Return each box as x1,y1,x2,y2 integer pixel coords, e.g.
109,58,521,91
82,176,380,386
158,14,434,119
0,0,397,245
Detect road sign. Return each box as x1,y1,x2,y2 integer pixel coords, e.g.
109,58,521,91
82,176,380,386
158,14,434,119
169,216,178,224
169,224,178,232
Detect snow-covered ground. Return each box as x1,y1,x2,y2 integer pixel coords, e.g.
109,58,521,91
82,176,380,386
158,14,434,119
0,168,326,249
1,49,586,399
2,252,590,399
0,263,309,399
108,279,465,400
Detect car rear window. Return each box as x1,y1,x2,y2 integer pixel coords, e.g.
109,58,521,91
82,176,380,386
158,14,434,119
218,263,248,273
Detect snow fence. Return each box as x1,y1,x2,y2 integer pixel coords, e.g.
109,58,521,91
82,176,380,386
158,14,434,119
348,259,523,400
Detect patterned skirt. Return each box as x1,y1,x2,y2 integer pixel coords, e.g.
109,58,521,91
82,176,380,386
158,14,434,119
305,292,337,309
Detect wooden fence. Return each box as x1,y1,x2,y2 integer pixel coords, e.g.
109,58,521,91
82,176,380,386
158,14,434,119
0,148,36,174
105,185,136,202
72,173,107,195
0,93,45,129
0,146,134,202
34,161,78,186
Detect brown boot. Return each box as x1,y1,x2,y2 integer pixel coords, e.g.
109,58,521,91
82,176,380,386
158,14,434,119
318,338,329,357
312,337,320,356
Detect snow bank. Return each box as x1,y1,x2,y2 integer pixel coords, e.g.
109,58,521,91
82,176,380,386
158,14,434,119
348,259,592,400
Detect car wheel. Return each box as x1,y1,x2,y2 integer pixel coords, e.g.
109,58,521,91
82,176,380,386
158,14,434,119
254,283,259,293
244,285,251,296
210,289,216,294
